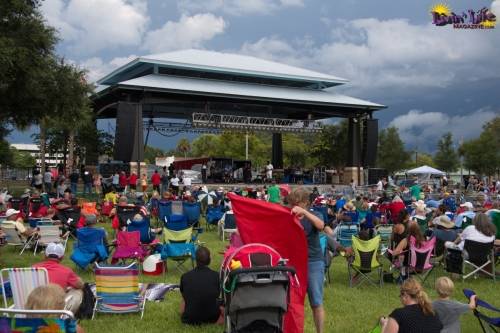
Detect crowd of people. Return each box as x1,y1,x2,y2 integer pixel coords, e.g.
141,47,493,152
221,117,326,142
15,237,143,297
1,170,499,333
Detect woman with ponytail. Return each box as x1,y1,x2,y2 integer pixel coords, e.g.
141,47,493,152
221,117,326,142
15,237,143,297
380,279,442,333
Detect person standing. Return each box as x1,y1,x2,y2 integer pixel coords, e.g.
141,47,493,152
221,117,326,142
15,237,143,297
265,161,274,182
201,164,207,183
82,169,93,195
118,171,128,193
410,181,422,201
111,171,119,190
288,187,325,333
43,169,53,193
267,181,281,204
161,167,169,195
151,170,161,192
140,173,148,193
69,170,79,195
129,172,138,191
93,173,102,196
170,173,180,196
33,171,43,191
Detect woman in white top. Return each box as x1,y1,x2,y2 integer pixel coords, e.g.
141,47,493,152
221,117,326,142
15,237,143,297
445,213,496,251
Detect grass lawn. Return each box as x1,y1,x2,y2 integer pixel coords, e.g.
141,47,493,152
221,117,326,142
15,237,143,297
1,218,498,333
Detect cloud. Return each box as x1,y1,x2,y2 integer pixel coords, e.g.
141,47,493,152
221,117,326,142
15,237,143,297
79,55,137,82
177,0,304,16
142,14,226,53
388,108,498,150
41,0,149,54
237,17,500,93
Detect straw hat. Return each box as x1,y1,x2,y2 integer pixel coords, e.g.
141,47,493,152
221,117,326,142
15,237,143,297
435,215,454,229
344,202,355,211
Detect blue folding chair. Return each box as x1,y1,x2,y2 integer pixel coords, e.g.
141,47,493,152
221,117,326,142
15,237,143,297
463,289,500,333
70,227,108,269
127,217,155,244
183,202,201,227
319,233,332,283
337,223,359,248
206,205,224,230
165,214,189,231
158,201,172,223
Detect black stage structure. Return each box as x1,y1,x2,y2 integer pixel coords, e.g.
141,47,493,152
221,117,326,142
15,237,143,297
92,49,386,184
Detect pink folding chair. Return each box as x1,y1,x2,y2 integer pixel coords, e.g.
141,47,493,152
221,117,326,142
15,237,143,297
112,231,147,265
408,236,436,285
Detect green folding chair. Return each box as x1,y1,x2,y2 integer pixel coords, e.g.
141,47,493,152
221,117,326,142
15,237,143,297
348,235,383,287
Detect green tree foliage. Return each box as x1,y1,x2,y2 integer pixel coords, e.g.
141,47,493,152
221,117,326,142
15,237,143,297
191,134,220,157
144,146,166,164
310,121,348,169
0,0,58,131
415,152,436,168
377,126,410,174
176,138,191,157
459,117,500,177
434,132,459,173
283,134,317,168
0,140,13,166
10,147,35,168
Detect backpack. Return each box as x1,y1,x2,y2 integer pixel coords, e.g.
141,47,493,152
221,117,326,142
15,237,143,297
75,283,96,319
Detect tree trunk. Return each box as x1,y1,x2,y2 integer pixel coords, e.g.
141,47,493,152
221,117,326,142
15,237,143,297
67,129,75,175
39,118,47,191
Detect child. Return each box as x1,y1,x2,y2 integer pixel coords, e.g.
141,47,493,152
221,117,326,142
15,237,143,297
432,276,476,333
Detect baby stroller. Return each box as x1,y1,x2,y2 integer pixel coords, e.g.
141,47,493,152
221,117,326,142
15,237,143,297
221,243,295,333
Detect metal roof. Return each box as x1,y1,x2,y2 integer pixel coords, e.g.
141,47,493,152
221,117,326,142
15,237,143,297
116,74,384,109
97,49,348,88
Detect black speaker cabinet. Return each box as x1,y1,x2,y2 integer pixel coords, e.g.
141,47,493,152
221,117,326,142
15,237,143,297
362,119,378,167
114,102,144,162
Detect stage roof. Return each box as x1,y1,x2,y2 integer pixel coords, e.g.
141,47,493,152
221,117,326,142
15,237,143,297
97,49,348,88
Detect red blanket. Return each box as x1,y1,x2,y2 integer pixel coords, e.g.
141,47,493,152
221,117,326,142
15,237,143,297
228,193,307,333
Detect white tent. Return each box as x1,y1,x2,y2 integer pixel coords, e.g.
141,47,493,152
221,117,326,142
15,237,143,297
406,165,445,176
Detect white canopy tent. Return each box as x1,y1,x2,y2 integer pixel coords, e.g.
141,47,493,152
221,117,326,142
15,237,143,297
406,165,445,176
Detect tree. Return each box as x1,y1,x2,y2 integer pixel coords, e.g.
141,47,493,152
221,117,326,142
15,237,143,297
191,134,220,157
144,146,165,164
460,117,500,177
10,147,35,168
176,138,191,158
283,134,317,168
414,152,436,168
0,0,58,132
434,132,459,173
310,121,348,169
377,127,410,174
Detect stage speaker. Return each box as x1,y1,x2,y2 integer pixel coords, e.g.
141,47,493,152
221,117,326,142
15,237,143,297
368,168,388,186
362,119,378,167
114,102,144,163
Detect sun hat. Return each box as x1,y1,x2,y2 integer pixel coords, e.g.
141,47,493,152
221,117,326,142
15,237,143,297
45,242,65,258
5,208,20,218
435,215,455,229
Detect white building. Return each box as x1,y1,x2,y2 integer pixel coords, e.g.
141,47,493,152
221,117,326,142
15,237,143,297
10,143,64,167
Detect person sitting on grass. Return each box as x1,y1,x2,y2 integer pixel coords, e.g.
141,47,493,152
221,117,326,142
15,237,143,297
32,242,84,315
432,276,476,333
379,278,442,333
180,246,222,325
25,284,84,333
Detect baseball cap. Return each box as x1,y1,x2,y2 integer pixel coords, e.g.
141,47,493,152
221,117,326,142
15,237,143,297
460,202,473,210
5,208,20,218
45,242,65,258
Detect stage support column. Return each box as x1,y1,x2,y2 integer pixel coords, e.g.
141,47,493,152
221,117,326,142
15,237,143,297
114,102,144,163
272,132,283,170
344,117,364,185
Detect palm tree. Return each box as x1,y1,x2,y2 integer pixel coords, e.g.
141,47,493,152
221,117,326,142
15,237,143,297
176,138,191,158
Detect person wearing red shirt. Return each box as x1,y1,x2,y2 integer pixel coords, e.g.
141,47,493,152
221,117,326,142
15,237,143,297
118,171,128,192
389,195,406,223
151,170,161,192
129,172,138,191
32,243,84,314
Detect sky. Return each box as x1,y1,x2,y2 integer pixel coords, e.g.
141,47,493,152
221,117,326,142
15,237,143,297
9,0,500,153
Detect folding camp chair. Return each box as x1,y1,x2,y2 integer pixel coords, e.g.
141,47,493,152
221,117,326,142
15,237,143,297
112,231,147,265
206,205,224,230
219,212,237,241
407,236,436,285
1,267,49,309
171,201,183,215
311,206,329,223
161,227,198,273
336,223,359,248
70,227,108,269
33,223,68,255
1,223,36,255
93,262,146,319
56,207,81,238
413,216,428,234
158,201,172,223
81,202,98,215
445,240,495,281
183,202,201,227
348,235,383,287
461,216,473,230
463,289,500,333
491,212,500,240
127,217,156,244
165,214,189,231
0,308,77,333
319,233,332,284
375,224,393,253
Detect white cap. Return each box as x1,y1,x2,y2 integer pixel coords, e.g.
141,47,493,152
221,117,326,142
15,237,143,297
460,202,474,210
45,242,65,258
5,208,20,218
